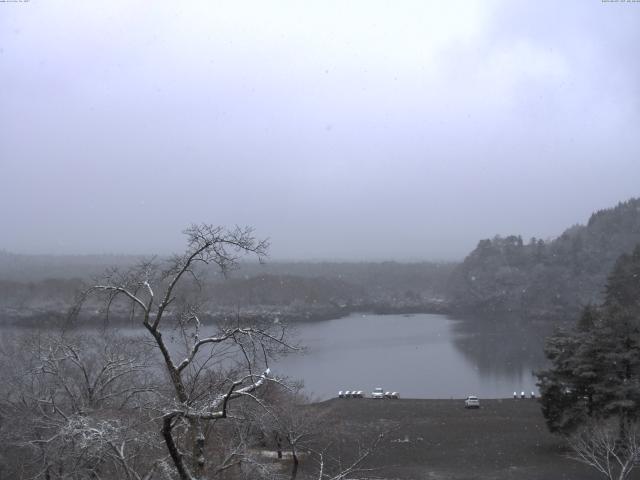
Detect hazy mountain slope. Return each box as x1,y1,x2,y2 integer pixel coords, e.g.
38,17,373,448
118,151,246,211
447,198,640,320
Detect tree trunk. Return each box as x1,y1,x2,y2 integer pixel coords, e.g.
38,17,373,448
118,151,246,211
290,451,299,479
619,412,628,448
191,420,206,480
274,432,283,459
290,444,299,480
161,416,192,480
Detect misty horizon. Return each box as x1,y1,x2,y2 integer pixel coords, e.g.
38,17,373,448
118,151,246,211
0,195,635,262
2,1,639,260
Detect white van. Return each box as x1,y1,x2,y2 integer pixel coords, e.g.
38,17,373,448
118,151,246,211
464,395,480,409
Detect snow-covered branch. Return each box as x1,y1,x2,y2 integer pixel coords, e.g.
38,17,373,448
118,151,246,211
90,285,149,314
568,421,640,480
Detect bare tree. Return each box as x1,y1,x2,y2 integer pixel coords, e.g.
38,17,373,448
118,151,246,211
0,329,161,480
312,433,384,480
0,225,381,480
567,420,640,480
76,224,294,480
250,385,324,480
247,383,385,480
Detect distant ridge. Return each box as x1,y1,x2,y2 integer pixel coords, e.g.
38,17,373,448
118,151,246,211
0,252,143,281
447,198,640,321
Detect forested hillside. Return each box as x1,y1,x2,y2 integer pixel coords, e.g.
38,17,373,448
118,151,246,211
447,198,640,320
0,258,454,325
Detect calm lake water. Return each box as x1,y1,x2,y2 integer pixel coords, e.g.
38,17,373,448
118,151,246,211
275,313,547,400
2,312,549,401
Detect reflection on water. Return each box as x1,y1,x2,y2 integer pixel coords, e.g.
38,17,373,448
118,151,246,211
450,316,550,382
275,313,548,400
2,313,551,401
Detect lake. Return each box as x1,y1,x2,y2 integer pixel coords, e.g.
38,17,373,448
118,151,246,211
0,312,549,401
275,313,547,400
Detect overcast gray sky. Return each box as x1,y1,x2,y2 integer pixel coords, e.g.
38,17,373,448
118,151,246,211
1,0,639,260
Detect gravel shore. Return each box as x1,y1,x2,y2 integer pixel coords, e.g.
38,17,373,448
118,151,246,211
309,398,604,480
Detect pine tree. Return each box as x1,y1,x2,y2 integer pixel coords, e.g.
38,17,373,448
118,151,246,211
536,245,640,436
604,244,640,315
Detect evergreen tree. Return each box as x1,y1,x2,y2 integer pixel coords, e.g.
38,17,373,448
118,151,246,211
536,246,640,437
604,244,640,315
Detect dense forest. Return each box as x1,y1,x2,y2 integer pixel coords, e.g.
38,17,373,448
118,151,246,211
447,198,640,321
0,254,454,325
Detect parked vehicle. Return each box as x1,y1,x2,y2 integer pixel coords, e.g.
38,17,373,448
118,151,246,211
464,395,480,409
371,387,385,399
340,390,365,398
384,391,399,399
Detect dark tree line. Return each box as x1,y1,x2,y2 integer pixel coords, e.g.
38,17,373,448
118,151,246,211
536,245,640,479
537,244,640,434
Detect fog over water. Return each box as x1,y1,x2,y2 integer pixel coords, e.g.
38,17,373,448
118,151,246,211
1,1,639,260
